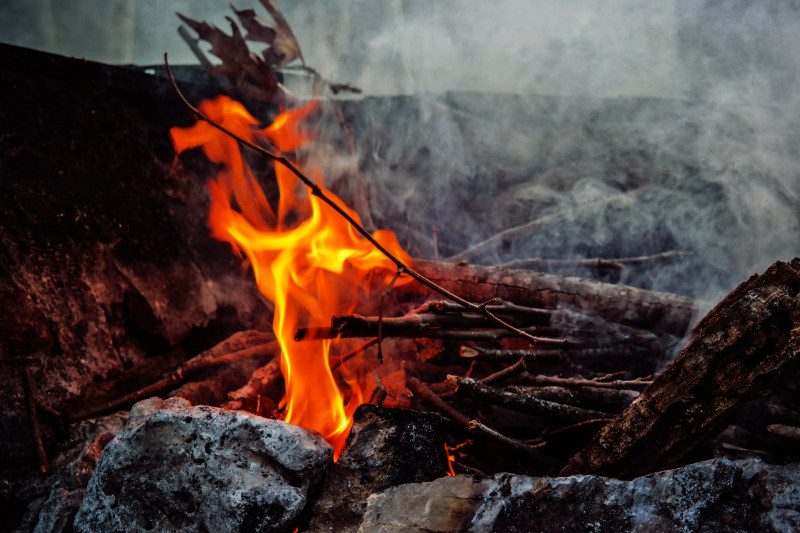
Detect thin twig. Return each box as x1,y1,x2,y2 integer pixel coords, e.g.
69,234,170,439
448,376,615,421
480,358,528,385
406,376,551,465
71,341,277,421
164,54,553,348
329,337,379,372
297,315,578,345
519,373,654,390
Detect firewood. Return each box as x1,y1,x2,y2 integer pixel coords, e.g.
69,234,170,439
447,376,615,422
518,373,653,391
297,315,577,345
505,385,639,414
398,260,698,337
406,376,552,468
560,258,800,479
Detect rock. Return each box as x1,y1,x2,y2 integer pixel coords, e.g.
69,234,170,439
30,487,85,533
307,404,450,533
73,398,333,533
357,457,800,532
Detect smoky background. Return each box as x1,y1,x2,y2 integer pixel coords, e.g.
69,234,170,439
2,0,799,307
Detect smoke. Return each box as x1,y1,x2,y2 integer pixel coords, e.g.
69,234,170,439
1,0,798,304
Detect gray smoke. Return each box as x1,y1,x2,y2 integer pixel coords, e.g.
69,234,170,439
2,0,798,305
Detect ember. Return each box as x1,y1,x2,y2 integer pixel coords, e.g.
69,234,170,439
170,96,411,456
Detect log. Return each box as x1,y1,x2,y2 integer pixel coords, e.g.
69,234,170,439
448,376,615,422
505,385,639,414
397,260,698,337
560,258,800,479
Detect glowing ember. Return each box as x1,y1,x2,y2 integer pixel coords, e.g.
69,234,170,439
170,96,411,457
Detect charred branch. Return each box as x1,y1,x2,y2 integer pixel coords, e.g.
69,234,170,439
71,336,277,421
447,376,615,422
399,260,698,337
561,258,800,479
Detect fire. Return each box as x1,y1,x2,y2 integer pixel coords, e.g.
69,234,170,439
170,96,411,457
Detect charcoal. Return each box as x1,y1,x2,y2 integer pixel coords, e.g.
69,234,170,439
307,404,449,533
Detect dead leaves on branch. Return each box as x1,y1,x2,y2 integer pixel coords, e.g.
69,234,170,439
178,2,359,102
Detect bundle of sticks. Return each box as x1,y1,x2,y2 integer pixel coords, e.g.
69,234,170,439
68,259,800,480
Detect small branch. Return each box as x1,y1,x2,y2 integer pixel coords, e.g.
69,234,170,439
544,418,615,436
452,460,486,477
297,314,577,346
459,346,565,364
446,187,652,263
506,385,640,413
520,373,654,390
480,358,528,386
448,376,615,422
164,53,559,347
329,337,379,372
407,376,551,466
71,340,277,421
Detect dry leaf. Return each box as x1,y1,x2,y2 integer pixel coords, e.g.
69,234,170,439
258,0,304,67
177,12,281,102
232,7,277,44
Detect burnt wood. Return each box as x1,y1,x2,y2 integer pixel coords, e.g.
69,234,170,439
560,258,800,479
398,259,698,337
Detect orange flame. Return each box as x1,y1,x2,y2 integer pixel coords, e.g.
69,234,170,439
171,96,411,457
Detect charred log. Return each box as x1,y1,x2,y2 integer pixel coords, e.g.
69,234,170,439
561,258,800,479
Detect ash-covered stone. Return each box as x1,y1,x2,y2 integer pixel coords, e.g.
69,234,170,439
307,404,450,533
357,457,800,532
73,397,333,533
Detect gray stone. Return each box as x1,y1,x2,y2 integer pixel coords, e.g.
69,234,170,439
357,457,800,532
307,404,450,533
73,398,333,533
31,487,85,533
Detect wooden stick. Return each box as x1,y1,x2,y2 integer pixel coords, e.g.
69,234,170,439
448,376,615,422
406,376,551,465
297,315,578,345
399,260,697,338
480,358,528,385
70,340,277,421
505,385,640,413
519,373,653,390
561,258,800,479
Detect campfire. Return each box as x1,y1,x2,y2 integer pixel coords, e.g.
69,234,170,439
2,2,800,532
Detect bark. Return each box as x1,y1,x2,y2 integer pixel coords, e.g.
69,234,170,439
560,258,800,479
448,376,614,422
397,260,698,337
505,385,640,414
